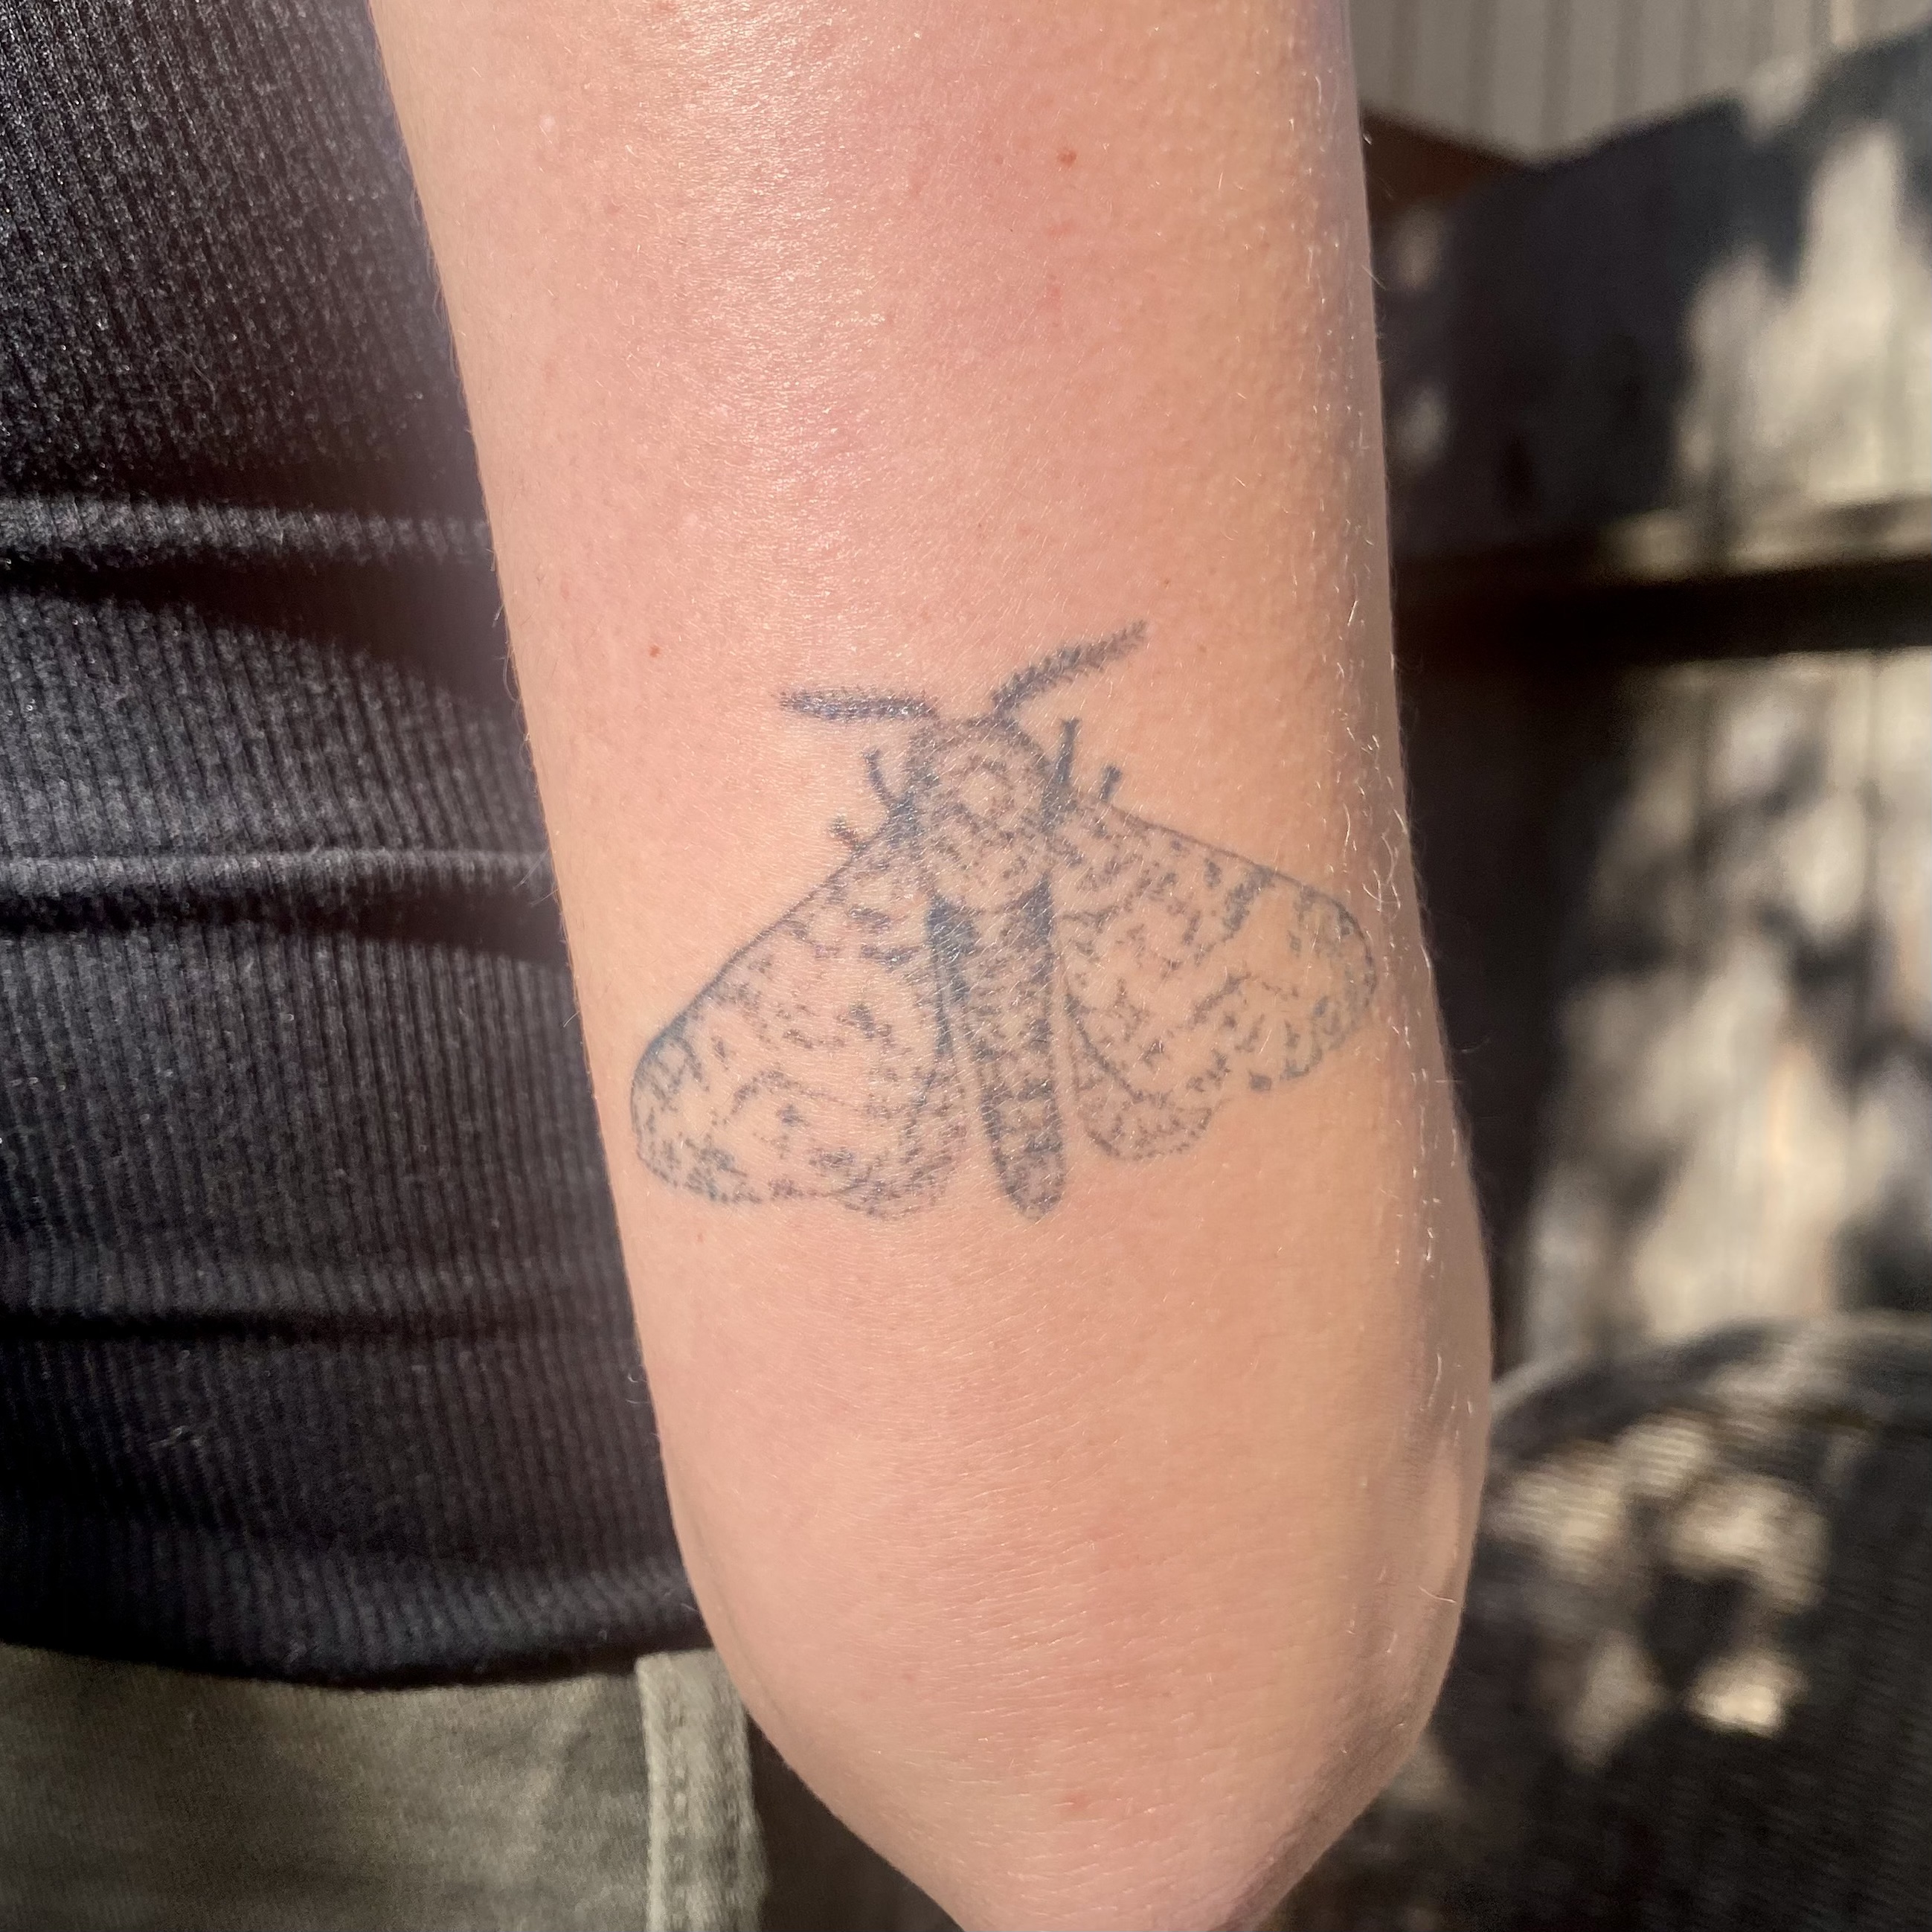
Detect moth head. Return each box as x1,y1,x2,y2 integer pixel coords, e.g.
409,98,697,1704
905,719,1057,911
779,620,1146,907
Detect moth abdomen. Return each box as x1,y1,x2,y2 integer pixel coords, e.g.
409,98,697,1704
928,887,1066,1219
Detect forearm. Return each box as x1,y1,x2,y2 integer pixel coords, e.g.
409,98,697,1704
370,3,1488,1925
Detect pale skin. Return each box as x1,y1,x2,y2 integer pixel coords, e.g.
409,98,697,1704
369,4,1490,1926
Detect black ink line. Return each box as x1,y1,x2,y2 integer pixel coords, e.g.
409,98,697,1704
989,619,1146,715
864,751,900,809
783,690,938,721
1053,719,1079,790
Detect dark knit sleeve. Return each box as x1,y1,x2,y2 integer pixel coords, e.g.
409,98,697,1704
0,0,699,1681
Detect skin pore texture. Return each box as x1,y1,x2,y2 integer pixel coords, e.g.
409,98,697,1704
369,3,1491,1926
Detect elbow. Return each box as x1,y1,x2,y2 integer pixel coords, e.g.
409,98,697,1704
934,1691,1454,1932
919,1562,1472,1932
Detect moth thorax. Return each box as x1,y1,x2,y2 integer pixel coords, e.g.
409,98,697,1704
905,719,1057,912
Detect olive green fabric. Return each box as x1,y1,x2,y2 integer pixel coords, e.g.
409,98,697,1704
636,1651,766,1932
0,1643,764,1932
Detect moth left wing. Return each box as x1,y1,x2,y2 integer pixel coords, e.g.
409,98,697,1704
631,821,966,1216
1051,797,1376,1160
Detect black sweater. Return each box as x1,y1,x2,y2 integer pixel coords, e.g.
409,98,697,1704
0,0,697,1681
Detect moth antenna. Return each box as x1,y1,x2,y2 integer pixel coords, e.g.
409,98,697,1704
827,817,866,852
1099,763,1124,803
865,750,900,810
990,619,1147,714
782,690,938,722
1054,719,1079,789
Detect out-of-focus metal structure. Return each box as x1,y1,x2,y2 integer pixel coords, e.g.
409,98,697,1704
1281,42,1932,1925
1351,0,1932,158
1285,1315,1932,1930
1366,22,1931,1367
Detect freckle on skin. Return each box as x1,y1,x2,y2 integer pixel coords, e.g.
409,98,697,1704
1057,146,1077,167
649,644,662,658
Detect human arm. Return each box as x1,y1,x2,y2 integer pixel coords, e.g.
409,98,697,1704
366,3,1490,1925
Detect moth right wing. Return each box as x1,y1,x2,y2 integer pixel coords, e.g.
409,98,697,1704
631,822,966,1216
1051,797,1376,1161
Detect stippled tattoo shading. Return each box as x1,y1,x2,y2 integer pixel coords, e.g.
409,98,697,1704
632,623,1376,1221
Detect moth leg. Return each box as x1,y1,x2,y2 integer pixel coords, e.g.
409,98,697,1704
1054,718,1079,790
865,749,902,810
1098,763,1124,803
827,816,867,852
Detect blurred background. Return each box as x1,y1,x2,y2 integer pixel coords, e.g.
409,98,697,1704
1281,5,1932,1925
1361,0,1930,1371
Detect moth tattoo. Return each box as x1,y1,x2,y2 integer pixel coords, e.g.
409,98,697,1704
632,623,1376,1221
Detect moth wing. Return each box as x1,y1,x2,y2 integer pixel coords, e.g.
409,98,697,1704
1051,798,1376,1159
632,824,966,1216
